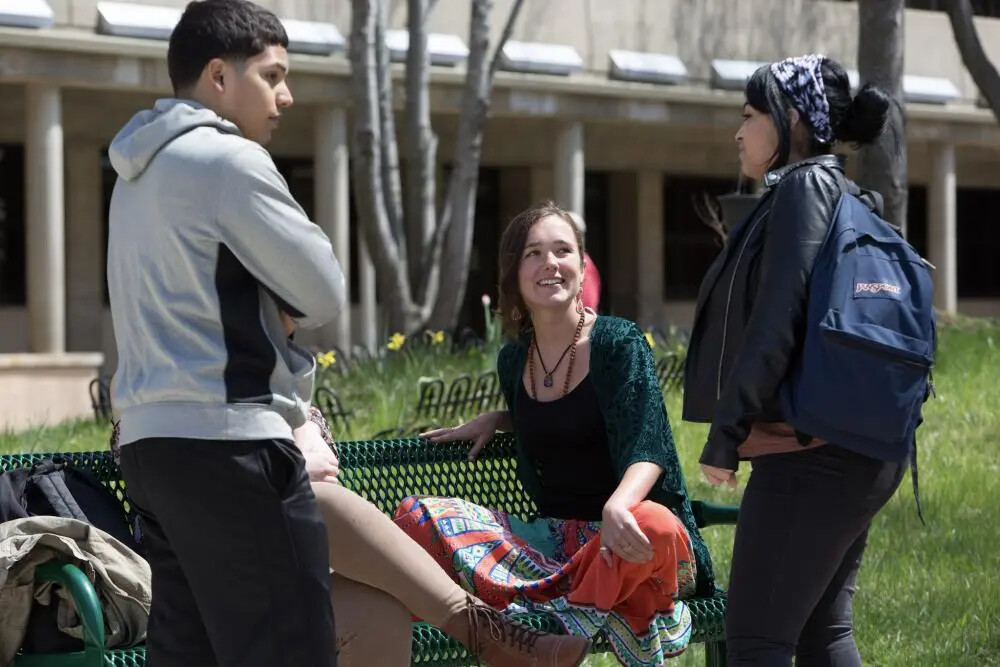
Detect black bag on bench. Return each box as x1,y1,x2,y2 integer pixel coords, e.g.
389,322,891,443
0,458,141,554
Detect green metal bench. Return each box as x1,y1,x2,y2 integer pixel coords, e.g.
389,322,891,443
2,434,736,666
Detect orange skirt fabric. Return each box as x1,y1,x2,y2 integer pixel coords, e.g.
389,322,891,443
395,496,696,666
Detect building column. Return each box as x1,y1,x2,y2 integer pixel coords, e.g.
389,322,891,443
25,84,65,353
554,121,584,214
65,140,104,352
314,105,351,349
531,166,554,204
928,142,957,314
358,236,377,351
636,170,664,328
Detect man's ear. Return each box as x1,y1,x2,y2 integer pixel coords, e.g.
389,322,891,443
206,58,227,92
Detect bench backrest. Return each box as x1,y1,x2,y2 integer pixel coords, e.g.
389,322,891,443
0,433,538,524
336,433,537,518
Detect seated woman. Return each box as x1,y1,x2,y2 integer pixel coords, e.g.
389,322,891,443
396,203,716,666
110,344,589,666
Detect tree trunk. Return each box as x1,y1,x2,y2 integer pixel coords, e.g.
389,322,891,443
427,0,525,329
946,0,1000,125
349,0,420,333
405,0,438,302
375,0,406,252
349,0,524,334
856,0,908,235
427,0,492,330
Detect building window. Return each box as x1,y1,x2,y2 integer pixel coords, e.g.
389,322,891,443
662,175,736,300
957,187,1000,297
584,171,610,312
907,185,928,259
0,144,26,305
457,167,501,335
907,185,1000,298
272,157,362,305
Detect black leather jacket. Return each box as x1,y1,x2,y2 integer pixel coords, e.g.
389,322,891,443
683,155,882,470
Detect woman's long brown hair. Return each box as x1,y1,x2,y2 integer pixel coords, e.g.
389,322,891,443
496,202,584,338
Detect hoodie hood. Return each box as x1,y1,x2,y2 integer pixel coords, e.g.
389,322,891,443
109,99,242,181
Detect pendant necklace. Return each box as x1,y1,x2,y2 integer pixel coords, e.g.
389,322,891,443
528,309,586,399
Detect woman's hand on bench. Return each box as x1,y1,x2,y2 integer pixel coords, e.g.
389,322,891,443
421,411,509,462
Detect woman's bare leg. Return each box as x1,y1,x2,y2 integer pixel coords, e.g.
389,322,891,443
330,574,412,666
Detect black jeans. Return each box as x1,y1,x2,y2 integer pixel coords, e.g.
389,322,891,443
726,445,906,666
120,438,336,667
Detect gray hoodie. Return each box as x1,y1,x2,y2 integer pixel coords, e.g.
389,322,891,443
107,99,345,445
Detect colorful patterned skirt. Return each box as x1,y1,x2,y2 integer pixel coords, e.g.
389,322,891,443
395,496,697,666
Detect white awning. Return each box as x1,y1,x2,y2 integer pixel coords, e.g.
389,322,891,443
719,62,961,105
96,2,180,40
384,30,468,66
711,59,766,90
903,75,961,104
97,3,344,56
849,70,961,104
282,19,345,55
500,41,583,76
0,0,54,30
609,49,688,85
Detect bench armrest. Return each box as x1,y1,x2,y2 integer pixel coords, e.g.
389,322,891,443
691,500,740,528
34,561,106,651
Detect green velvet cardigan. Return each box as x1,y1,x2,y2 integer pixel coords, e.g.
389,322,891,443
496,315,716,596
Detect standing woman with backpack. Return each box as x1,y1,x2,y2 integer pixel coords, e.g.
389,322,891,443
683,55,910,666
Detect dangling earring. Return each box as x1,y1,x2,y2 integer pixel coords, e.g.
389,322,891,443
511,306,522,322
575,294,584,315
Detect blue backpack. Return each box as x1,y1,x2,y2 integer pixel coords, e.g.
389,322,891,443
779,181,936,463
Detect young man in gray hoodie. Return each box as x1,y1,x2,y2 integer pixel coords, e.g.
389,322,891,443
106,1,340,664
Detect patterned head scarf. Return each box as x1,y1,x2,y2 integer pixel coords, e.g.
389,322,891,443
769,54,833,144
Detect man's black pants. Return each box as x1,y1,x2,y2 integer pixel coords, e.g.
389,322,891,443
726,445,907,666
120,437,336,667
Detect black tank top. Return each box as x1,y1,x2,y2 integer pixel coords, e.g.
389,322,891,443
513,377,618,521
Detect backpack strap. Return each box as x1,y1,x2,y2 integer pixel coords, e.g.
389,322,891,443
911,438,926,526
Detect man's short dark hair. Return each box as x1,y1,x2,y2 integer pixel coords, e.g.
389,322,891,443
167,0,289,94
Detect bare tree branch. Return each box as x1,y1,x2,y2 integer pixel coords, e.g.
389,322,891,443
375,0,407,253
350,0,418,332
406,0,438,303
428,0,524,329
348,0,524,332
488,0,526,80
945,0,1000,124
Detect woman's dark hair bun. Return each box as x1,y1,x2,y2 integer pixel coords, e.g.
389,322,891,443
835,82,891,146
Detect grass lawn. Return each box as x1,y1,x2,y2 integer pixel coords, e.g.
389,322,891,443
2,317,998,666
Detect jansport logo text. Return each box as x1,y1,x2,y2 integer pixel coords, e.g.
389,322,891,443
855,281,901,296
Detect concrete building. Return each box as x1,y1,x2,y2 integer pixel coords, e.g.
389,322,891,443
2,0,999,430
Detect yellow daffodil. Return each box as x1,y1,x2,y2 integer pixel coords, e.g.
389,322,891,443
387,332,406,351
316,351,336,368
429,330,446,345
644,332,657,349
